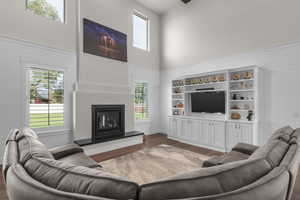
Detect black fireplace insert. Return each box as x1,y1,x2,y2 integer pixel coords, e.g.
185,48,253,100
92,105,125,143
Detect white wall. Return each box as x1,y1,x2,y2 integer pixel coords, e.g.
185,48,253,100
161,0,300,69
0,0,77,51
0,37,76,161
74,0,161,140
160,0,300,145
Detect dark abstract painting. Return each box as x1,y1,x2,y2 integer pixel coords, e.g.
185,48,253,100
83,18,127,62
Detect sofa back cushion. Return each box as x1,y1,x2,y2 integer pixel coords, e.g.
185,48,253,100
249,139,289,168
269,126,294,142
17,129,54,164
24,157,139,200
139,158,272,200
3,129,20,181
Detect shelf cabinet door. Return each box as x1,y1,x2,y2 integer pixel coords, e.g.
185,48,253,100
212,121,226,150
168,118,173,137
168,118,179,138
226,122,241,151
240,123,253,144
190,120,201,143
226,122,253,151
201,120,213,145
180,119,190,140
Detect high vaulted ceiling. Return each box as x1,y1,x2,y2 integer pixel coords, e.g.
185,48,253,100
135,0,181,15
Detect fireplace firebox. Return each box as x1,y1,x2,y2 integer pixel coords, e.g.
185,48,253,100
92,105,125,143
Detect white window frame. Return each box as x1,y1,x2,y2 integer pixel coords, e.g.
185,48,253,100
134,81,150,121
25,0,66,23
133,10,150,51
23,63,67,133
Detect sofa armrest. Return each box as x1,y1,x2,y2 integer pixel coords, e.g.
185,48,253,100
49,144,83,160
232,143,259,155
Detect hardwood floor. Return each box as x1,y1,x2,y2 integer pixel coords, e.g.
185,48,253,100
91,133,223,162
1,133,299,199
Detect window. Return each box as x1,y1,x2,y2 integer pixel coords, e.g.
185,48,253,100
135,82,149,120
133,11,149,51
26,0,65,23
28,68,64,129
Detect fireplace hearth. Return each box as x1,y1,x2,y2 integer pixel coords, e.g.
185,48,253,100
92,105,125,143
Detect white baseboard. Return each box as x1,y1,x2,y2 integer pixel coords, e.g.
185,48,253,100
82,135,144,156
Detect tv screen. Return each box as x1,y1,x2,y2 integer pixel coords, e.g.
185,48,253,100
191,91,225,114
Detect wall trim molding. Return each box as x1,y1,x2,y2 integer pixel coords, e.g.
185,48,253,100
0,35,76,56
75,90,134,96
77,81,131,89
76,81,132,95
37,129,72,137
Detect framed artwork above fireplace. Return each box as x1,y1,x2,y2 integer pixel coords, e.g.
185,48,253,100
83,18,128,62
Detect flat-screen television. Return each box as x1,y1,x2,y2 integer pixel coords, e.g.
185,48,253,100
191,91,225,114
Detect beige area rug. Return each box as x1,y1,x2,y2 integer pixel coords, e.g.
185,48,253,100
100,144,211,184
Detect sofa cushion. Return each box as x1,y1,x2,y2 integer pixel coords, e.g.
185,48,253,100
50,144,84,160
3,129,20,182
139,158,271,200
16,128,38,141
219,151,250,163
249,139,289,168
18,133,54,164
232,143,259,155
269,126,294,142
202,156,224,167
24,157,139,200
202,151,249,168
291,128,300,139
58,152,100,168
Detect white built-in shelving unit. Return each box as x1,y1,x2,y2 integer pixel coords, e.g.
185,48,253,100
169,66,262,152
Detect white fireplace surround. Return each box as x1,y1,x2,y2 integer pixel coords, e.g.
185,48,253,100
73,82,135,141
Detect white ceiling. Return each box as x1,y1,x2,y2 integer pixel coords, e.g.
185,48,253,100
135,0,181,15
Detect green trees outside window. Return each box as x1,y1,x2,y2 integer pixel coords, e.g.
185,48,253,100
135,82,149,120
29,68,64,128
26,0,65,23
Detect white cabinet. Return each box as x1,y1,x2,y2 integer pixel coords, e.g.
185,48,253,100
212,121,226,149
226,122,253,151
200,120,226,150
181,119,190,140
169,118,180,138
190,120,201,143
201,120,212,145
168,117,227,152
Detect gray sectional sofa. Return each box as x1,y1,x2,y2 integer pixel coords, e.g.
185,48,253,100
3,126,300,200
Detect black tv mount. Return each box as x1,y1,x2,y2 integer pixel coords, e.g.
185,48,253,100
182,0,191,4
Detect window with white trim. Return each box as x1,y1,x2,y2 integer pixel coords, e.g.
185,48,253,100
26,0,65,23
134,82,149,120
133,11,150,51
28,68,64,128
